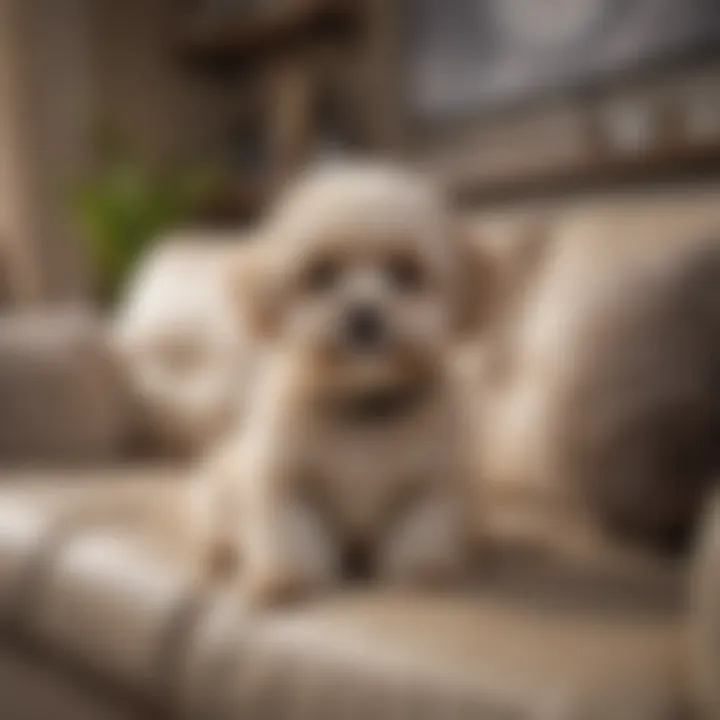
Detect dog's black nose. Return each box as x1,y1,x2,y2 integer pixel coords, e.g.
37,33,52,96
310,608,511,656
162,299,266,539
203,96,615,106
344,303,385,351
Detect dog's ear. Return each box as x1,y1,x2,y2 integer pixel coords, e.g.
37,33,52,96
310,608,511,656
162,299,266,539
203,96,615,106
452,217,555,338
502,216,556,292
228,242,283,342
452,220,500,338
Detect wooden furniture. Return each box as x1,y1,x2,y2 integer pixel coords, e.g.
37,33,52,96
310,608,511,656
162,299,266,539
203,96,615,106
178,0,720,220
178,0,372,221
178,0,357,65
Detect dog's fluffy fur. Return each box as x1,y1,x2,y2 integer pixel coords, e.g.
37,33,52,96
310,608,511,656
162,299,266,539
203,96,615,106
115,232,257,455
192,163,493,604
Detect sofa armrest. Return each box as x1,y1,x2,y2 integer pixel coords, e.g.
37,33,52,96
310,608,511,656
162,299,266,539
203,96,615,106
0,308,132,465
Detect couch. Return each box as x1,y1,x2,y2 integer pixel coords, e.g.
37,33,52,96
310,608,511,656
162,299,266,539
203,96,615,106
0,470,694,719
1,190,720,719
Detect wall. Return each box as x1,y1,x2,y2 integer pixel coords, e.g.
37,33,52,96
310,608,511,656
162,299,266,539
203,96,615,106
89,0,235,169
0,0,94,302
0,0,234,303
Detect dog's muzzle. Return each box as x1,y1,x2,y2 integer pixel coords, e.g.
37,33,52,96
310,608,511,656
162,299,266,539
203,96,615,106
343,302,386,353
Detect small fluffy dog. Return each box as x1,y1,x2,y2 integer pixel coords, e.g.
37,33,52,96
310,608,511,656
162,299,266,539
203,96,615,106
192,163,493,605
115,232,257,455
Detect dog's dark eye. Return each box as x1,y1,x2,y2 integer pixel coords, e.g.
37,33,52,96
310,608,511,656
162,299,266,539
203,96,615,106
304,257,340,293
387,255,424,291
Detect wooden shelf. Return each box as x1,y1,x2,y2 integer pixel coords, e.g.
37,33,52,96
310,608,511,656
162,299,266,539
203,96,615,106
194,180,268,224
178,0,359,66
193,142,720,223
447,142,720,206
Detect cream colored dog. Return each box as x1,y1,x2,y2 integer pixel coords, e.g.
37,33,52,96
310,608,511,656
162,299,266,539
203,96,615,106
115,231,257,455
192,163,494,605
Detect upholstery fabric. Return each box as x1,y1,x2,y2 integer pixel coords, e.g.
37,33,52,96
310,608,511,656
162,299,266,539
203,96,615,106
0,309,131,464
0,474,690,719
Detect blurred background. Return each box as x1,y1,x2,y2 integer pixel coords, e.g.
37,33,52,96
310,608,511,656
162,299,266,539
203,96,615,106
2,0,720,305
3,6,720,718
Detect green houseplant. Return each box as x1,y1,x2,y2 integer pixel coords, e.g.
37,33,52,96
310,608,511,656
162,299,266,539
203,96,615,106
73,142,216,304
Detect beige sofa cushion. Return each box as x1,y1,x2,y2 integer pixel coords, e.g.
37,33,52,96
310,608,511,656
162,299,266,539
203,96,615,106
0,470,692,719
691,487,720,719
472,188,720,549
0,309,131,465
0,652,134,720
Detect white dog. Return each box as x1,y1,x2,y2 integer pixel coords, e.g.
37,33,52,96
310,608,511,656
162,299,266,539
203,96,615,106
191,163,495,605
115,231,257,455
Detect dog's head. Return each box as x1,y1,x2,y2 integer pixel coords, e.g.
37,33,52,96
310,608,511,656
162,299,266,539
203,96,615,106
234,163,495,395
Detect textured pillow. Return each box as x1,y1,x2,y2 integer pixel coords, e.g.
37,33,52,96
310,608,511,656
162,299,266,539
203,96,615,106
477,192,720,553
